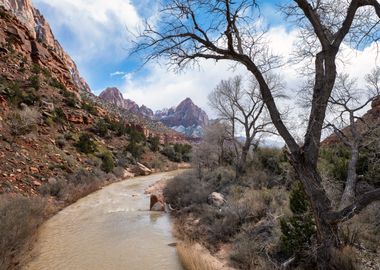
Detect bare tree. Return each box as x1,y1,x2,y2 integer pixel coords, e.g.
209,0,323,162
209,75,272,175
192,121,233,177
326,70,380,209
134,1,380,267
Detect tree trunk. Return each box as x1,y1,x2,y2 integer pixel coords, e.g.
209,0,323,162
339,146,359,209
292,159,339,270
236,141,250,177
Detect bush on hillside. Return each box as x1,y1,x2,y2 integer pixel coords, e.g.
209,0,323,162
75,133,97,154
148,136,160,152
100,151,114,173
8,107,40,137
93,119,109,137
126,140,144,160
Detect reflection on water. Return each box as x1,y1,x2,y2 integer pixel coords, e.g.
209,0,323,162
24,172,184,270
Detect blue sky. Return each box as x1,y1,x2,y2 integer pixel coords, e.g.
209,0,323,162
32,0,378,116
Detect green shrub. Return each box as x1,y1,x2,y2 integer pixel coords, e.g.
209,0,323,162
161,145,182,162
127,127,146,142
101,151,114,173
29,75,40,90
280,182,316,258
82,102,98,115
49,77,66,90
5,82,40,106
75,133,97,154
64,97,77,107
148,136,160,152
126,140,144,160
93,119,108,137
31,64,41,74
52,107,66,124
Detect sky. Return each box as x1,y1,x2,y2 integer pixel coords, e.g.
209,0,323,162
32,0,379,120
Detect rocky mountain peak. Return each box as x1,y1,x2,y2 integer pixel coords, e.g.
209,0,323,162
154,97,209,137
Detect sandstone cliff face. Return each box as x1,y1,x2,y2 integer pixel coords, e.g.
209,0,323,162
0,0,91,93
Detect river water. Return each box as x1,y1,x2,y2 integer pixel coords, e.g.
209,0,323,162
24,171,184,270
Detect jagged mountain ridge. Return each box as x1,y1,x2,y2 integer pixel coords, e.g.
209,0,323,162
98,87,209,137
0,0,90,93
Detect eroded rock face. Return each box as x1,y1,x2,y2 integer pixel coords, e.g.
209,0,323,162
0,0,91,93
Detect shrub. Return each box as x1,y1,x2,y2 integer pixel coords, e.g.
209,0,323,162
8,107,40,136
31,63,41,74
126,140,144,160
127,127,146,142
164,171,212,209
148,136,160,152
5,82,39,106
52,107,66,124
106,118,128,136
280,182,316,259
0,194,45,269
75,133,97,154
82,102,98,115
55,135,66,149
29,75,40,90
93,119,109,137
64,97,77,107
49,77,66,90
161,145,182,162
100,151,114,173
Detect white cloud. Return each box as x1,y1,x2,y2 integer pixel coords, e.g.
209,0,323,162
110,71,126,77
32,0,144,62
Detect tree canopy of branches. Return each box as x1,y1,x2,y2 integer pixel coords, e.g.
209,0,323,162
134,1,380,268
209,75,272,175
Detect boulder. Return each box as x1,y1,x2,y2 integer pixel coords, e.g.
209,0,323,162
122,169,135,179
151,202,165,211
208,192,225,207
131,162,152,176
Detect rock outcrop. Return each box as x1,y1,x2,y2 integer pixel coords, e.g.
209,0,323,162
0,0,90,93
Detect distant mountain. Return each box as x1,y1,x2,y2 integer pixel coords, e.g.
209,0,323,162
99,87,153,118
99,88,209,137
154,98,209,137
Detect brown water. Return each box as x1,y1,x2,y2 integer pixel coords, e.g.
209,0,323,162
24,171,184,270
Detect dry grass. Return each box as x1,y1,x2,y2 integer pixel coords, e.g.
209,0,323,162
0,194,45,270
177,242,226,270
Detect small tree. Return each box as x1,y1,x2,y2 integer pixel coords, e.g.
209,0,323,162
209,76,273,175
